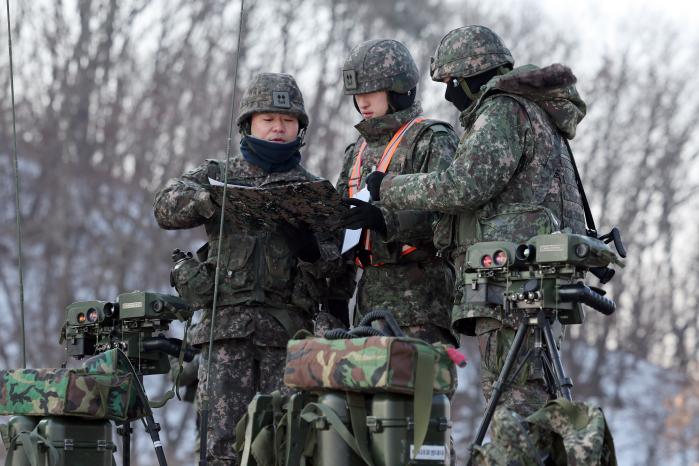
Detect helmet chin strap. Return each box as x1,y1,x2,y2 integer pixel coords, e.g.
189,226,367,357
459,78,481,102
353,88,416,116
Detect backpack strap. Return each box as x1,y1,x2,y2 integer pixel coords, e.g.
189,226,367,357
240,394,274,466
346,393,373,465
412,344,436,459
5,426,60,466
300,401,376,466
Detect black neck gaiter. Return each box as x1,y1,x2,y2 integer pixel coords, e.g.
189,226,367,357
240,136,303,173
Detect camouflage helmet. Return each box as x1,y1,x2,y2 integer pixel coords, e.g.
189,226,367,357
342,39,419,95
236,72,309,129
430,25,514,82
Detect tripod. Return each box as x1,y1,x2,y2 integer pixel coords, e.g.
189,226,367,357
468,304,573,459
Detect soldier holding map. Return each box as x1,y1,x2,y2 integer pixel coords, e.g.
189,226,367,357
153,72,341,466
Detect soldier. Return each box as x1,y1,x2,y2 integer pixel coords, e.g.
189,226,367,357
337,39,459,345
359,26,588,416
154,72,339,465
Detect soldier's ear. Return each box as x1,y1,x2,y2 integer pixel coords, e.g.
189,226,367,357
239,118,252,136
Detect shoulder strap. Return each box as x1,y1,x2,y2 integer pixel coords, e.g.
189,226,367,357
348,138,367,197
376,117,425,173
500,93,596,237
300,401,376,466
389,118,454,174
412,344,436,460
564,139,597,237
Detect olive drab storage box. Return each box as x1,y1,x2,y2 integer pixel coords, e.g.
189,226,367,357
311,393,364,466
368,394,451,466
0,416,115,466
37,417,115,466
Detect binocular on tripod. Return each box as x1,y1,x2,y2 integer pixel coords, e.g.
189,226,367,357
457,230,625,329
61,291,196,375
461,231,625,461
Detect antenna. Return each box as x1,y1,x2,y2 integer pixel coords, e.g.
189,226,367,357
199,1,246,464
6,0,27,369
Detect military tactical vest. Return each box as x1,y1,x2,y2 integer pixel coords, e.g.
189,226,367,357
350,118,453,266
438,93,586,265
200,160,314,313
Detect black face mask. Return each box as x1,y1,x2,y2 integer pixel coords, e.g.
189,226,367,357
444,79,472,112
240,136,302,173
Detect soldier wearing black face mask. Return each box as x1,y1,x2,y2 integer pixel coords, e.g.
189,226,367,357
444,67,509,112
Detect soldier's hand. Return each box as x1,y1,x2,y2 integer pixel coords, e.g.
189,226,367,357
365,171,386,202
340,198,387,236
277,221,321,262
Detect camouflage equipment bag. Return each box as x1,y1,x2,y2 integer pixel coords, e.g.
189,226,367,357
472,399,617,466
0,350,143,422
283,336,456,395
283,335,456,465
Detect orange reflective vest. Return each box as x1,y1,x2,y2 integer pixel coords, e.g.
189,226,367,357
348,117,424,267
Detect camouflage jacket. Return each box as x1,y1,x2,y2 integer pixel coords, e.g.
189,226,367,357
335,102,458,332
380,65,587,333
154,154,339,345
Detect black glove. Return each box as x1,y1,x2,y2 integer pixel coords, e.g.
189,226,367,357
340,198,387,236
365,171,386,201
277,221,321,262
326,299,350,329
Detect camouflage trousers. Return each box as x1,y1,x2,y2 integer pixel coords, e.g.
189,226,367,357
477,319,551,417
196,338,289,466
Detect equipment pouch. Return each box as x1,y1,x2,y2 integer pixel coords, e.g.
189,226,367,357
477,203,560,244
171,254,214,309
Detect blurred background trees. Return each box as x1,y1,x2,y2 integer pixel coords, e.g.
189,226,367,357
1,0,698,464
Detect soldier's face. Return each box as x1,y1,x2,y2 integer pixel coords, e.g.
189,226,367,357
250,113,299,143
355,91,389,119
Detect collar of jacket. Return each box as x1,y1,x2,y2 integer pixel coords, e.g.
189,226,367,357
354,101,423,144
458,64,586,138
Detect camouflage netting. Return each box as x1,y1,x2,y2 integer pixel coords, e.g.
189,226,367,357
0,350,145,421
283,336,456,394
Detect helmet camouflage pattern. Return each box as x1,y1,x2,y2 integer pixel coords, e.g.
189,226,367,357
237,72,309,129
430,25,514,81
342,39,419,95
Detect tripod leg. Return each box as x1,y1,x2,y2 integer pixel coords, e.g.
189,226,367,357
468,319,529,457
540,317,573,401
117,422,132,466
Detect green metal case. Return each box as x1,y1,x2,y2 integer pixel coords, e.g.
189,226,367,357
314,393,365,466
36,417,115,466
3,416,40,466
367,394,451,466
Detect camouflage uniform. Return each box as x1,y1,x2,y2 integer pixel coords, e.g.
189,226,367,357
337,39,459,345
154,73,336,465
379,26,587,416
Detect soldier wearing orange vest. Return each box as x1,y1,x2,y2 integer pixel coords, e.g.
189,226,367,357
337,39,458,345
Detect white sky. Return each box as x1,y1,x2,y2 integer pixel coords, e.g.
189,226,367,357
539,0,699,45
